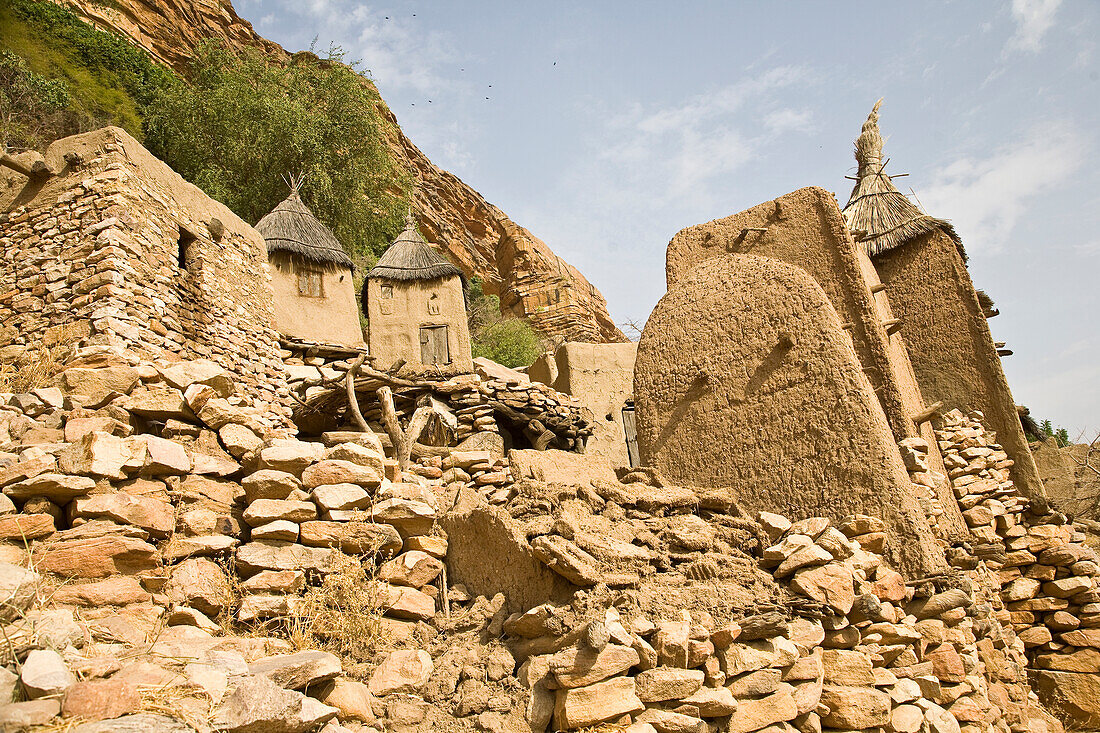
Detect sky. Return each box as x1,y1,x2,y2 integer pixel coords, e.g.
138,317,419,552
238,0,1099,437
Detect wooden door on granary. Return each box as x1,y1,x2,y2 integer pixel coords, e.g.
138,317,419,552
420,325,450,365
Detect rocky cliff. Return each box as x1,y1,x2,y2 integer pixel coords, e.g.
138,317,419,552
52,0,626,344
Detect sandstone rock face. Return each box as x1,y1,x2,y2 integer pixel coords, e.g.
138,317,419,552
52,0,625,344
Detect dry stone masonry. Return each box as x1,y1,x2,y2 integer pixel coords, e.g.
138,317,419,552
0,127,290,418
0,353,1091,732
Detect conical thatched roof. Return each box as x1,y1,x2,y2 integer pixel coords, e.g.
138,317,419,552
255,189,354,269
842,100,964,260
368,213,463,282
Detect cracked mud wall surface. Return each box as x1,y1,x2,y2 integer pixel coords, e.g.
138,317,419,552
634,253,945,576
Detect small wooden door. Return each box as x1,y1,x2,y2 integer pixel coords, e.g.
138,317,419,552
622,404,639,467
420,325,450,365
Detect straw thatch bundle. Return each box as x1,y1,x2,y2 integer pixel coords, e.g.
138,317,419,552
255,183,354,270
842,100,964,260
367,213,463,282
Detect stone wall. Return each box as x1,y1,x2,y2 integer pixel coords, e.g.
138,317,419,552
0,127,289,414
934,410,1100,726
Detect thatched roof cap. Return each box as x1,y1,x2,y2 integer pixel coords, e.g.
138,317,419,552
255,190,354,269
842,100,965,260
368,213,463,282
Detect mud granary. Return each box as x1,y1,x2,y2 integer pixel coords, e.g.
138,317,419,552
637,101,1044,571
0,127,288,412
256,184,363,348
363,213,473,374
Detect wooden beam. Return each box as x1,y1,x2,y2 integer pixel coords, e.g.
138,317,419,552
912,401,944,424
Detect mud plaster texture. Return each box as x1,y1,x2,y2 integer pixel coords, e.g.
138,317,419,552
529,341,637,467
442,491,576,614
365,274,473,374
634,253,945,576
1033,438,1100,522
873,229,1044,500
0,127,287,411
666,187,924,448
268,251,363,347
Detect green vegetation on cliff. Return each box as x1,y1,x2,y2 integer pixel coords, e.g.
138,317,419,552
1,0,407,262
467,277,544,368
144,41,408,263
0,0,171,147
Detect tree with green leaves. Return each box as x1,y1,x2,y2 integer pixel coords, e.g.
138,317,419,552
143,41,409,266
466,277,544,368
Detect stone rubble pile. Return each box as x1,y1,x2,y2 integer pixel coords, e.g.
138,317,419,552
936,410,1100,726
0,351,461,731
0,355,1090,732
898,437,948,536
488,507,1051,733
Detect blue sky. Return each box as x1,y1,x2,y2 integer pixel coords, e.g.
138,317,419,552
240,0,1098,436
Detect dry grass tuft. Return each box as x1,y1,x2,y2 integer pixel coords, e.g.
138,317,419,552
27,719,83,733
287,554,388,662
138,683,212,731
0,322,83,394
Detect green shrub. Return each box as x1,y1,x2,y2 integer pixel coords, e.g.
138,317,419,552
143,40,408,264
0,0,175,146
467,277,543,368
1037,419,1072,447
0,50,79,149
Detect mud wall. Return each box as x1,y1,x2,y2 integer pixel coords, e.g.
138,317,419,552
634,253,945,576
873,229,1044,500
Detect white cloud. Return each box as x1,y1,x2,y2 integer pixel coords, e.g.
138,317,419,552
1004,0,1062,54
764,108,812,134
596,66,808,200
245,1,460,96
1076,240,1100,256
917,122,1084,254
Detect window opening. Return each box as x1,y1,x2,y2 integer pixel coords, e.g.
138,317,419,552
178,227,196,270
297,269,324,297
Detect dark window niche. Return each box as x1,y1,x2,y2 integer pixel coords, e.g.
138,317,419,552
178,226,197,270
